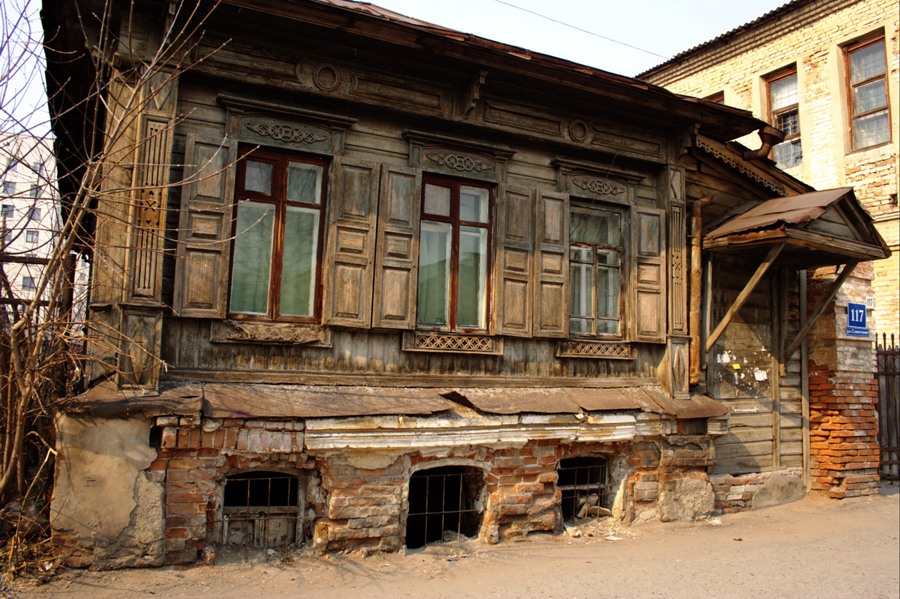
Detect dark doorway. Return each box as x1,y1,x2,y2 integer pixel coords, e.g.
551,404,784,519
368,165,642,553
406,466,482,549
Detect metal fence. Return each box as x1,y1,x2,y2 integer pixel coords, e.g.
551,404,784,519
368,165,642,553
877,333,899,482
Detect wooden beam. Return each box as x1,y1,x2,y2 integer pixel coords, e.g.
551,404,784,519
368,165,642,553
706,242,784,352
783,261,858,362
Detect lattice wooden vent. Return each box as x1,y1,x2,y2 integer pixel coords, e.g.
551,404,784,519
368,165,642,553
557,340,634,359
403,332,502,355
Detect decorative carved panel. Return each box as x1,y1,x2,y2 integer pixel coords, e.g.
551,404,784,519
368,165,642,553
668,336,690,398
244,121,328,145
572,176,626,198
210,320,332,346
405,131,514,183
556,340,634,359
402,332,503,355
425,152,494,174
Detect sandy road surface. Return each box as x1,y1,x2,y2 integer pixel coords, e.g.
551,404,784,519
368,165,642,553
12,485,899,599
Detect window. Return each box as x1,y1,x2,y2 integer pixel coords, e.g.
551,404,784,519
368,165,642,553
417,177,492,332
28,207,40,221
569,202,625,337
767,69,802,168
846,35,890,149
1,204,12,219
32,162,44,176
228,148,327,321
6,160,19,173
704,91,725,104
22,276,36,291
29,186,39,198
2,182,15,195
25,229,38,244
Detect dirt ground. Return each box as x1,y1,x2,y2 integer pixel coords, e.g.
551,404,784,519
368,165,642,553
10,484,899,599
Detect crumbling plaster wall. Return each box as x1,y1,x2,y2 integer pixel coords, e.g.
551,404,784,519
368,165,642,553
51,415,165,568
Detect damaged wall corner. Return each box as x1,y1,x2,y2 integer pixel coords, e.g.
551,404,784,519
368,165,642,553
51,415,165,568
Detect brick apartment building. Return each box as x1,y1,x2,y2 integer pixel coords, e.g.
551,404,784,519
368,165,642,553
640,0,898,336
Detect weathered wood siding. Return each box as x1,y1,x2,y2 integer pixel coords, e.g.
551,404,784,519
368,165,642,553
160,67,673,386
709,256,803,474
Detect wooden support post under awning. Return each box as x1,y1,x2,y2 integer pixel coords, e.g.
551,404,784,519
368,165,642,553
782,260,858,362
705,242,785,353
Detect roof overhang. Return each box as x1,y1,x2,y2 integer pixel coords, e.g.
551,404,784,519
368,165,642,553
704,187,890,268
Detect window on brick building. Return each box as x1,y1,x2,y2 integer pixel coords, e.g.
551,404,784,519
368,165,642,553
704,91,725,104
557,456,608,521
846,34,891,150
406,466,483,548
220,471,305,548
767,69,802,169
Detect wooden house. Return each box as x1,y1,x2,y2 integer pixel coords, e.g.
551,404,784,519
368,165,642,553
42,0,889,567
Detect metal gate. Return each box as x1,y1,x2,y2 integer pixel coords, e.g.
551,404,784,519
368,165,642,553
877,334,899,482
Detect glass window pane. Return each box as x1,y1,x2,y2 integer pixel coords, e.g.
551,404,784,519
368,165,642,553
460,187,489,223
245,160,273,194
776,109,800,136
854,80,887,115
571,208,621,246
424,184,451,217
596,319,619,335
853,111,890,148
770,74,798,110
280,207,320,317
569,260,593,319
773,139,802,169
230,201,275,315
457,226,488,328
417,221,451,326
287,162,322,204
850,41,886,84
596,265,620,319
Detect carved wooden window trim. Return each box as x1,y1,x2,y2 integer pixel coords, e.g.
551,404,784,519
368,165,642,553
209,320,332,347
401,331,502,355
556,340,634,360
227,145,329,323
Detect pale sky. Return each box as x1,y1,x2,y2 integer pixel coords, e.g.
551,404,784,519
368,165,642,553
369,0,789,76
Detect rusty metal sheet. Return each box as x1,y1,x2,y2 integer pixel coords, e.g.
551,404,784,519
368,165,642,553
202,384,454,419
68,381,202,417
571,387,660,412
706,188,853,240
641,387,729,419
441,388,582,414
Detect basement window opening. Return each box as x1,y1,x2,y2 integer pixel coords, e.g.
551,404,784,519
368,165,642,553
220,471,305,549
406,466,483,549
558,456,609,521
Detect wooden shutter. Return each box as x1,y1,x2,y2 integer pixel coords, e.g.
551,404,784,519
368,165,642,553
372,165,421,329
533,191,569,337
631,206,666,342
322,157,379,328
495,186,534,337
173,132,236,318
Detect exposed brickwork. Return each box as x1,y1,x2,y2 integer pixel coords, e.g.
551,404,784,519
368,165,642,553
807,266,881,498
70,420,719,565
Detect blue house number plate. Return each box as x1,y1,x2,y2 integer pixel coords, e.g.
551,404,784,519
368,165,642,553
846,302,868,337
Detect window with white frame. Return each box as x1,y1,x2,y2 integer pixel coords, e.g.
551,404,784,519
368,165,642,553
767,69,802,169
569,202,625,337
25,229,38,244
228,147,328,321
846,34,891,150
416,177,492,332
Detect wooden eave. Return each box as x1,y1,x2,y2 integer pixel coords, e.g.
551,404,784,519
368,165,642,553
216,0,767,141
